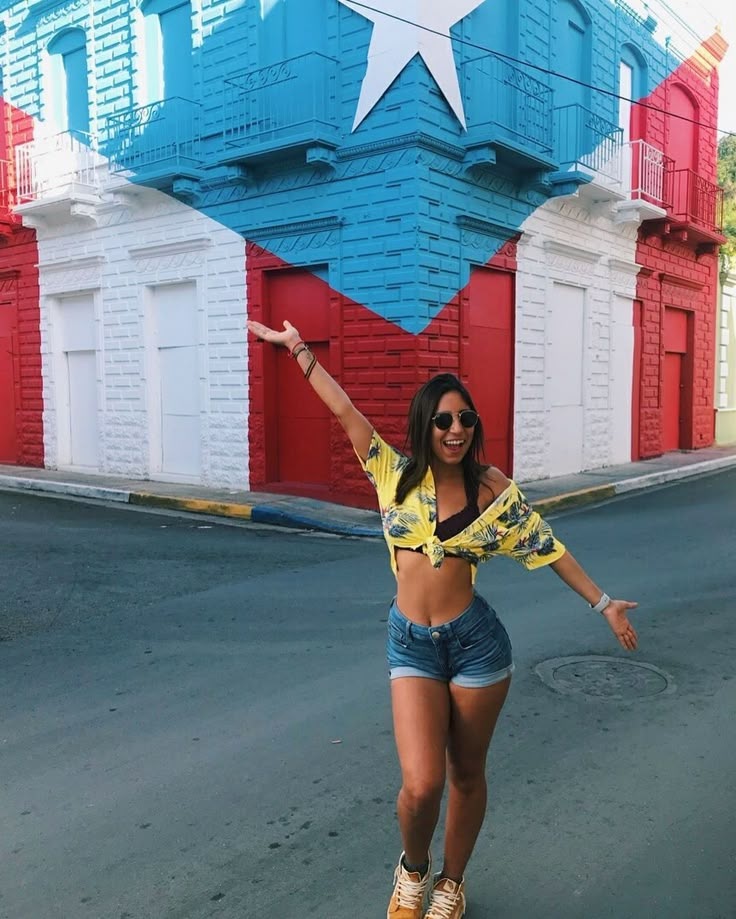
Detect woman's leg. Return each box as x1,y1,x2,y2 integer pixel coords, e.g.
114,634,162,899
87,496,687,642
441,677,511,880
391,676,451,865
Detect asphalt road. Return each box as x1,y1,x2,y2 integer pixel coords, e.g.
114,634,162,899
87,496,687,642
1,471,735,919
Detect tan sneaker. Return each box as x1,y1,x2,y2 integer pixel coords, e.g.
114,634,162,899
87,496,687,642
425,876,466,918
387,851,432,918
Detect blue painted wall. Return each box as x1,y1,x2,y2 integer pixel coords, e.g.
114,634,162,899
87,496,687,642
1,0,680,332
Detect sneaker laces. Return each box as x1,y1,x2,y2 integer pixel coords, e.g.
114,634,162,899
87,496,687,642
426,881,462,918
395,866,428,908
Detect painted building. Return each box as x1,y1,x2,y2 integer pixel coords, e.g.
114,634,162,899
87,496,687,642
716,257,736,444
0,0,727,504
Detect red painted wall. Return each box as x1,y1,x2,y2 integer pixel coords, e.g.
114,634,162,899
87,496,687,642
632,36,725,458
247,240,518,506
0,101,43,467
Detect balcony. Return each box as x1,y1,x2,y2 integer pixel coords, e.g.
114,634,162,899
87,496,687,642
668,169,725,243
0,160,22,236
222,53,340,167
614,140,673,224
550,104,625,202
461,54,555,170
105,97,202,195
14,131,102,222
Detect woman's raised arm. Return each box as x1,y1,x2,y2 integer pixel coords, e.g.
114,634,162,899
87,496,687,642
247,319,374,461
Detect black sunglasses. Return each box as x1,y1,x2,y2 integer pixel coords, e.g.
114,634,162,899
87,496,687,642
432,410,479,431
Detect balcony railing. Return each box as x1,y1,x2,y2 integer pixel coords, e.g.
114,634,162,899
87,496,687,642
105,97,201,177
554,104,623,184
223,52,339,158
14,131,100,204
1,159,16,212
625,139,673,207
462,53,554,160
669,168,724,235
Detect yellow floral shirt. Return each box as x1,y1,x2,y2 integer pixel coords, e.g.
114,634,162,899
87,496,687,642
357,431,566,581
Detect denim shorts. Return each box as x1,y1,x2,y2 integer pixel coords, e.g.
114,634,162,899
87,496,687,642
387,593,515,688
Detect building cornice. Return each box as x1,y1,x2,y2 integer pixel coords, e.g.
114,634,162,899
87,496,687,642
246,215,343,240
338,133,465,163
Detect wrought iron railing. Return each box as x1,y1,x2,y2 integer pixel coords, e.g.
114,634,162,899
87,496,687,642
223,52,339,149
669,168,724,234
14,131,100,203
105,97,201,174
625,139,673,207
462,53,554,156
0,159,16,213
554,104,623,183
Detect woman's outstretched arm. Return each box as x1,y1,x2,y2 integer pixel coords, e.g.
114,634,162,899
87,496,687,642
247,319,374,461
549,551,639,651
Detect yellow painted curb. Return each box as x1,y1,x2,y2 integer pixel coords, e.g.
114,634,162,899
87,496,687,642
129,493,253,519
534,484,617,514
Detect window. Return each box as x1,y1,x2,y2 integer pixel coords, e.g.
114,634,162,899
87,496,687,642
140,0,193,102
47,29,90,137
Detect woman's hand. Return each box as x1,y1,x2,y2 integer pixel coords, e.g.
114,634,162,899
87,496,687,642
601,600,639,651
247,319,301,351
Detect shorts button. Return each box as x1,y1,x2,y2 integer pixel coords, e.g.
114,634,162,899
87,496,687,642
431,631,441,639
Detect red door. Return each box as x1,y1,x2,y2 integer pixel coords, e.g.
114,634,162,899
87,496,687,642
662,307,688,452
462,267,514,474
662,353,682,451
0,302,18,462
263,268,331,487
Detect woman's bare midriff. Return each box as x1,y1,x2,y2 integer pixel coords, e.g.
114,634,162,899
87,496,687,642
394,548,476,625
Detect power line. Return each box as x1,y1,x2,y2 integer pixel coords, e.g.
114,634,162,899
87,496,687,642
343,0,735,140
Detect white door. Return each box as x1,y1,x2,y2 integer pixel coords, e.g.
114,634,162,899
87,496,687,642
59,295,99,469
610,295,634,464
150,282,201,479
548,283,585,476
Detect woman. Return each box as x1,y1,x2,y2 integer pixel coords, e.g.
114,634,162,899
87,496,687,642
247,319,639,919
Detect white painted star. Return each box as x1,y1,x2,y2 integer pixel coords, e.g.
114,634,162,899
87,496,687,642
338,0,487,131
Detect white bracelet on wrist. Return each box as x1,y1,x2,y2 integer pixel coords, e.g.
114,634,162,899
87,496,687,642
590,592,611,614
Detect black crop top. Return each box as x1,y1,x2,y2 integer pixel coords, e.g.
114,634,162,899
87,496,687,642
410,481,481,553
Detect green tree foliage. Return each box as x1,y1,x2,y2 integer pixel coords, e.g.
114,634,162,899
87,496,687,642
718,135,736,258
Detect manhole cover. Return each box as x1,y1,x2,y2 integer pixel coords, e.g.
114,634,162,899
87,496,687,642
535,656,675,700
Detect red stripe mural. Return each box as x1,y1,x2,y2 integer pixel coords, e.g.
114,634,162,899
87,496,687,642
0,101,43,467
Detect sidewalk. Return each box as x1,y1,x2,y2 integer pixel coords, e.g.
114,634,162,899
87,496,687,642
1,444,735,537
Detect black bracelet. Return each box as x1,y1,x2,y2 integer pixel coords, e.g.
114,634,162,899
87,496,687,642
304,354,317,380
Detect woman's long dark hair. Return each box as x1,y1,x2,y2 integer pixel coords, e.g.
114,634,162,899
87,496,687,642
395,374,487,505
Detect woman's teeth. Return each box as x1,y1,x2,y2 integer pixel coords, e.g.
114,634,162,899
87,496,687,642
444,440,463,447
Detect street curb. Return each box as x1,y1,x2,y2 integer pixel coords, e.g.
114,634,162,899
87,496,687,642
249,504,382,538
533,484,617,515
128,492,254,519
0,452,734,535
0,476,131,503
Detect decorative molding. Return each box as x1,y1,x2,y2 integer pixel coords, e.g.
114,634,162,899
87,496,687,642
657,271,704,291
24,0,87,29
339,133,466,163
44,255,106,272
247,215,342,241
543,240,603,263
606,256,641,277
42,255,106,294
128,237,213,260
456,215,517,241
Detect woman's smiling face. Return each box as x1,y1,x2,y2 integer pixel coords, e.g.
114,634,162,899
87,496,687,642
430,390,475,467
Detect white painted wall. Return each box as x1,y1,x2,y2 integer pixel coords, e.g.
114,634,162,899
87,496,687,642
36,169,249,488
514,197,640,481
